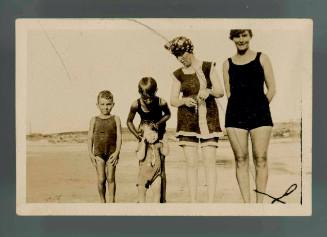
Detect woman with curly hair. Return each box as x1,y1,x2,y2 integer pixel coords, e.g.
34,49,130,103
165,36,224,202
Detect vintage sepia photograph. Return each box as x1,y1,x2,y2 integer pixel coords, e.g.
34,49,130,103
16,19,312,216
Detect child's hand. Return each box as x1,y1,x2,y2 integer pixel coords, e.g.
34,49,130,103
150,122,159,130
109,151,120,166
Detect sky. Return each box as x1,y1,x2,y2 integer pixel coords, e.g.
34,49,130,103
22,19,312,134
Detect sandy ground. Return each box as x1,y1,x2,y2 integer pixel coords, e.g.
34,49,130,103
26,138,307,203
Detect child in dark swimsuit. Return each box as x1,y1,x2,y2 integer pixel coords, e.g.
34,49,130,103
127,77,171,203
88,90,122,203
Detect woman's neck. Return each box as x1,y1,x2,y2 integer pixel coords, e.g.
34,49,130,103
236,48,252,57
232,49,256,65
190,55,199,67
184,56,201,70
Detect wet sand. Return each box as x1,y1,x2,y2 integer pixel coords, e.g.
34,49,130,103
26,139,305,203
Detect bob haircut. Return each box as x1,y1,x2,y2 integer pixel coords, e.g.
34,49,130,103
229,29,253,40
138,77,158,96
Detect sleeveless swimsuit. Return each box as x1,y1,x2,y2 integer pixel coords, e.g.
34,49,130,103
93,116,117,161
225,52,273,130
173,61,222,146
137,97,167,140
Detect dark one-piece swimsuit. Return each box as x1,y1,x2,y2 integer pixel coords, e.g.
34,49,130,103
225,52,273,130
93,116,117,161
136,97,167,140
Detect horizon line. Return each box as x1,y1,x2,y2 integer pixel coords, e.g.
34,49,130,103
27,120,301,135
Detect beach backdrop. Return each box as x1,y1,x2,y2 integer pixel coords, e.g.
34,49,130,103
26,122,305,203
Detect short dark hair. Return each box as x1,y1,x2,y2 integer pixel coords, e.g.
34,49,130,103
138,77,157,96
229,29,253,40
97,90,113,103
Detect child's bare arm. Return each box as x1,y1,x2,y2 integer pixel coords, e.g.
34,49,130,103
136,138,147,161
126,101,142,141
155,98,171,128
109,115,122,166
87,117,96,167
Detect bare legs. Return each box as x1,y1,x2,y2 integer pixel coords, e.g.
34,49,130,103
95,158,106,203
250,127,272,203
182,145,217,202
226,126,272,203
106,164,116,203
151,177,162,202
202,146,217,202
160,155,167,203
137,177,161,203
226,128,250,202
95,157,116,203
137,186,146,203
183,146,199,202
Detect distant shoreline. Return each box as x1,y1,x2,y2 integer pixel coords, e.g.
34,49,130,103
26,122,301,144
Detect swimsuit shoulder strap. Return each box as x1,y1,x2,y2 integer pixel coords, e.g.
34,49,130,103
255,52,262,61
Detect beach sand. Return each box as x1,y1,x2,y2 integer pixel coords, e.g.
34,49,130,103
26,139,306,204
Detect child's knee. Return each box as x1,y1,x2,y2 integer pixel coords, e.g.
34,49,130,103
106,164,116,183
98,176,106,185
107,175,116,184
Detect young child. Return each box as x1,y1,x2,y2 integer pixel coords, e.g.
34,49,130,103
136,124,169,202
88,90,122,203
127,77,171,203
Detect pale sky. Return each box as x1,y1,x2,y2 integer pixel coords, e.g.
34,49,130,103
23,19,311,133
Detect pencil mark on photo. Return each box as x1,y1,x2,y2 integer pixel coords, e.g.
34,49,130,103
38,20,72,82
254,184,298,204
126,19,169,42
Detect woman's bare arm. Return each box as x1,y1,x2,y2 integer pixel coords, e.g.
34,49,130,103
170,75,196,107
222,60,231,99
260,53,276,103
208,62,224,98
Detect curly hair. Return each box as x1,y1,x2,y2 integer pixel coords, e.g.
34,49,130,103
164,36,194,57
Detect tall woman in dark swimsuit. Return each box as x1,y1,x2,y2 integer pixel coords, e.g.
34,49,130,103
223,29,276,203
